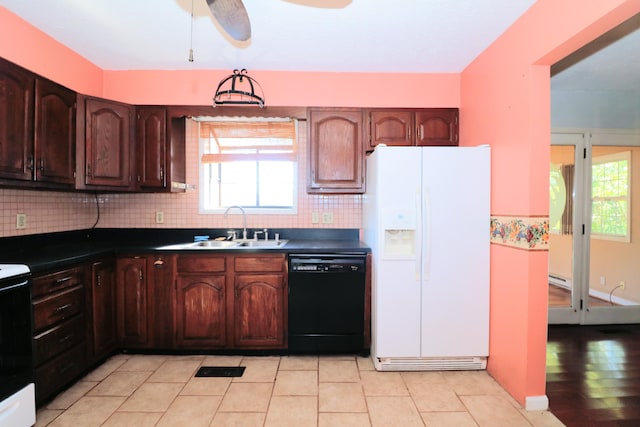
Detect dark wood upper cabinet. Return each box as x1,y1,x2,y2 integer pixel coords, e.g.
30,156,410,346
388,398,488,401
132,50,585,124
307,108,365,194
34,78,76,185
0,58,34,181
83,97,134,189
415,109,459,146
136,107,166,189
367,108,459,150
135,108,186,192
369,110,414,147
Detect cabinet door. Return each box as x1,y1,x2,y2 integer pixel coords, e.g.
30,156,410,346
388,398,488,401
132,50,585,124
368,110,414,149
175,274,227,347
415,109,459,146
116,257,148,346
85,98,133,188
308,108,365,193
91,259,117,358
0,58,34,181
34,78,76,185
233,274,285,348
136,107,166,189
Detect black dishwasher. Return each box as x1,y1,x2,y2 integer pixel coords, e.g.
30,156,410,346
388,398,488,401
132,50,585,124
288,254,367,355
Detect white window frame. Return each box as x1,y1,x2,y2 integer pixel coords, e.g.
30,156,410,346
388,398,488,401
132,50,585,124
590,150,631,242
198,118,298,215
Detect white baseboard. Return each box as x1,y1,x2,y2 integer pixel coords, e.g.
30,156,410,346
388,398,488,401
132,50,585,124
525,395,549,411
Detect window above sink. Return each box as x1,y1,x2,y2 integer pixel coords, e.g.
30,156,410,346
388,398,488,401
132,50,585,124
197,118,299,215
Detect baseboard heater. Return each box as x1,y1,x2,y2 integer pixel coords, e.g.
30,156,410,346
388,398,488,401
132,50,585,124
375,356,487,371
549,274,572,290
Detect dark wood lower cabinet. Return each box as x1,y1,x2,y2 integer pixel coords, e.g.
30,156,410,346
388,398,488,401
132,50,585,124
234,273,285,348
31,265,88,404
175,274,227,348
116,254,174,349
116,256,149,347
174,254,286,350
90,258,117,361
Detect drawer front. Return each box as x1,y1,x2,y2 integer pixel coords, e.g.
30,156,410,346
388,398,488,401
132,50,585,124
33,285,84,332
33,314,85,365
177,255,226,273
32,267,85,298
234,255,284,272
35,343,86,404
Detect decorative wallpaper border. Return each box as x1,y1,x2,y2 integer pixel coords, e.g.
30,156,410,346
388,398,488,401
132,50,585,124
490,215,549,251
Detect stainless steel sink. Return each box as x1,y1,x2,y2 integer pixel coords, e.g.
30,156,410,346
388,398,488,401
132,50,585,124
238,240,288,248
193,240,239,248
157,239,287,250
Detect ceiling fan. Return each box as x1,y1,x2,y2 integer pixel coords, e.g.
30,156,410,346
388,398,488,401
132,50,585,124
205,0,351,41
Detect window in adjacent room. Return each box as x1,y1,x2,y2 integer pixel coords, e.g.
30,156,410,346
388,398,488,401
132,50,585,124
199,118,298,214
591,151,630,242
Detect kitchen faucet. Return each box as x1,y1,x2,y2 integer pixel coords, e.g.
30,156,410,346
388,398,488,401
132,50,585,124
224,205,247,240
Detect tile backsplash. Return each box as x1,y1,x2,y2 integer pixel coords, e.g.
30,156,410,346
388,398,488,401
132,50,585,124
0,120,363,237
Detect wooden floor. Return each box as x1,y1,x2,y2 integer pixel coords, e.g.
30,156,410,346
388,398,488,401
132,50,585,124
547,324,640,426
549,284,615,308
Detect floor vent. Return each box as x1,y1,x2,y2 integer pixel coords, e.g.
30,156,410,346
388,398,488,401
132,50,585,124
195,366,246,377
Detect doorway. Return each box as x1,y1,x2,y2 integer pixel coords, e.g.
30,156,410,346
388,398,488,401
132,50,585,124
549,131,640,324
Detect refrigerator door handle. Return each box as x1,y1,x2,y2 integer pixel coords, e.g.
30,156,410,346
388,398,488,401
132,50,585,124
423,187,432,282
415,186,421,282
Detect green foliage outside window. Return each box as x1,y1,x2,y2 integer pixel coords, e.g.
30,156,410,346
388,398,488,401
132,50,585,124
591,153,629,239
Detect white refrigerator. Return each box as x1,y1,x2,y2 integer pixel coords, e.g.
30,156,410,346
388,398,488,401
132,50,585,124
364,145,490,371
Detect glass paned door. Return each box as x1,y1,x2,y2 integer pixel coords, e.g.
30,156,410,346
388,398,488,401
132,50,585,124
549,135,580,323
550,132,640,325
584,141,640,324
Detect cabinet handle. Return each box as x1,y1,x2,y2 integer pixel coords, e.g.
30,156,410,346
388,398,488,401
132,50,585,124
59,333,75,344
160,167,164,180
97,273,101,287
154,259,164,268
418,124,424,141
54,276,72,285
39,159,44,171
55,303,73,313
27,155,34,171
59,362,75,375
86,164,92,178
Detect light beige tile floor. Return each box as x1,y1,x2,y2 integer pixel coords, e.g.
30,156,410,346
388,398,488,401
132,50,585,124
35,354,564,427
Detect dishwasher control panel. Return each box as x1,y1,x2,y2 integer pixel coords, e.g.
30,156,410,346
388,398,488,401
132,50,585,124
289,254,366,273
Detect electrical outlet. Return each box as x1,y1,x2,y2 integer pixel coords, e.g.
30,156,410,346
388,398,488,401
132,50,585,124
312,212,319,224
16,213,26,229
600,276,606,286
322,212,334,224
619,281,625,290
155,211,164,224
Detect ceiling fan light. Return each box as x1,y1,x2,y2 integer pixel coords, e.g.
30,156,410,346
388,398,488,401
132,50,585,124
213,69,265,108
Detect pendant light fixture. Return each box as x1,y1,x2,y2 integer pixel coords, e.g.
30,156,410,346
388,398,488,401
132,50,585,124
213,69,265,108
188,0,195,62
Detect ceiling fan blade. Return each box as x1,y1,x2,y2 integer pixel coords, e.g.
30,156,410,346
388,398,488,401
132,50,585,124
206,0,251,41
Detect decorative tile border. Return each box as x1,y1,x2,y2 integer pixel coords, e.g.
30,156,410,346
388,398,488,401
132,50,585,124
490,215,549,251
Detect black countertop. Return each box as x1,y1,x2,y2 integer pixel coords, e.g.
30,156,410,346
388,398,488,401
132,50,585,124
0,228,370,274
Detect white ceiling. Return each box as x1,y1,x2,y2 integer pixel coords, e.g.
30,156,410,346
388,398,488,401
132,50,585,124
1,1,638,97
1,0,537,73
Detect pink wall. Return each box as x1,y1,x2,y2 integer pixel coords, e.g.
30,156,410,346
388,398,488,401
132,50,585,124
4,1,640,408
104,70,460,107
0,8,103,96
461,0,640,405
